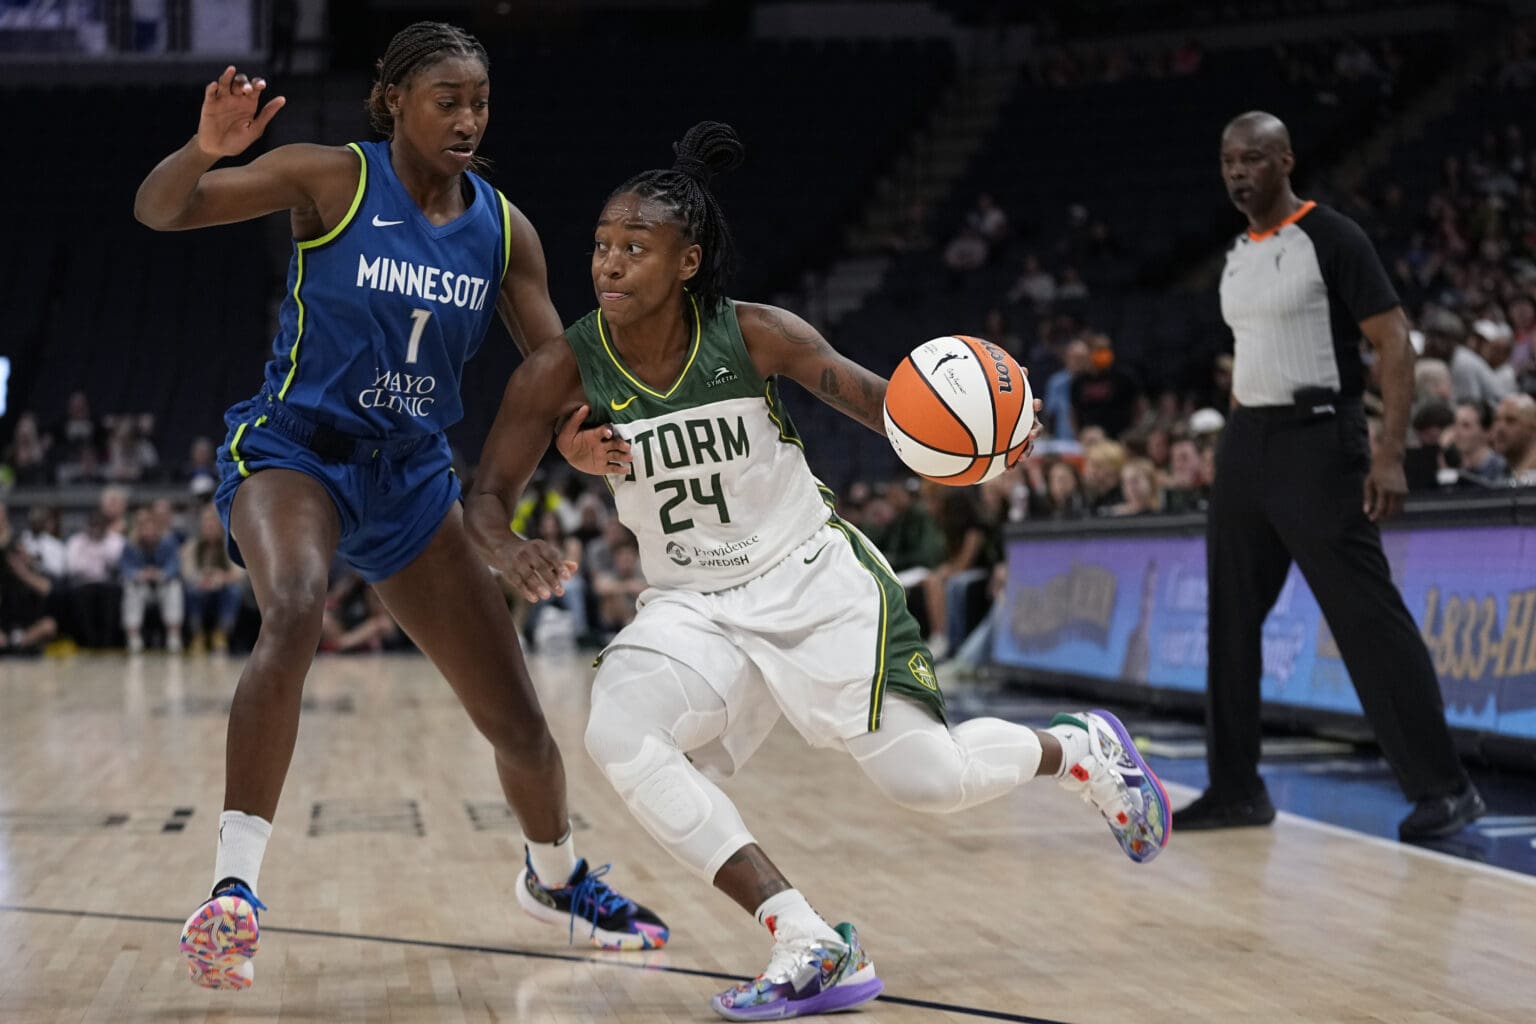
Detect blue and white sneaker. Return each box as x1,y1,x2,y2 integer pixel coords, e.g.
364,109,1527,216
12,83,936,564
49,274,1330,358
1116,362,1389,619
712,921,882,1021
179,879,266,990
515,853,669,950
1053,710,1170,863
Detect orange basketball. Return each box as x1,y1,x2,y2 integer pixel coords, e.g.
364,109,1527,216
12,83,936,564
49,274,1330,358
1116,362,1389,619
883,335,1034,485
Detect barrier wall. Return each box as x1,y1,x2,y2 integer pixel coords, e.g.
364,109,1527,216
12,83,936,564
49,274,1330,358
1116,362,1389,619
992,497,1536,743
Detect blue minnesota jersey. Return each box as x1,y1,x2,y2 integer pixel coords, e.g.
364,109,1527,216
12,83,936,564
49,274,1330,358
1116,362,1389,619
260,138,512,437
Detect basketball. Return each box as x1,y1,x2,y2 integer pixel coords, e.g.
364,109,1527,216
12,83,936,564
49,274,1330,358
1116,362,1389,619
883,335,1034,485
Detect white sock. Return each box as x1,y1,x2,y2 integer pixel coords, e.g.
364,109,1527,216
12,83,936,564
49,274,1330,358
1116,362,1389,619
1046,721,1092,780
526,825,578,887
213,811,273,896
753,889,840,944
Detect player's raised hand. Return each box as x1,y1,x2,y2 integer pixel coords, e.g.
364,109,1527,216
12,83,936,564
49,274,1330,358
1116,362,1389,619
196,66,286,159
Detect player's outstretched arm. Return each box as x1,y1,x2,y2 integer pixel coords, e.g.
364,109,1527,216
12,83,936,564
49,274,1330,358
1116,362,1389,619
735,302,888,435
135,67,348,231
465,343,587,603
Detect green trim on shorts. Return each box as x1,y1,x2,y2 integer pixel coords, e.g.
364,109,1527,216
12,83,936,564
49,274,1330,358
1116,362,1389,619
825,517,947,731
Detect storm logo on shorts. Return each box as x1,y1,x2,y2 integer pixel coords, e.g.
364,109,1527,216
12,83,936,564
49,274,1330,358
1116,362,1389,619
908,653,938,691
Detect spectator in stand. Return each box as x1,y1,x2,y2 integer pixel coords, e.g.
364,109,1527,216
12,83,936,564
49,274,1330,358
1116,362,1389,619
1043,337,1089,440
1414,357,1454,407
1070,333,1141,439
1163,435,1209,513
183,436,220,498
861,477,944,585
1406,401,1455,490
1451,400,1507,483
182,504,246,654
592,537,646,635
0,502,59,656
967,192,1010,251
1476,319,1518,394
1491,392,1536,484
64,511,124,649
4,412,53,486
20,506,68,584
1507,294,1535,373
1025,457,1087,519
104,417,150,483
920,486,999,659
52,391,103,473
121,507,185,654
1056,266,1090,305
150,497,187,546
99,485,130,537
1006,253,1056,309
1081,439,1127,514
942,226,989,284
1108,458,1163,516
1421,309,1511,406
320,570,403,654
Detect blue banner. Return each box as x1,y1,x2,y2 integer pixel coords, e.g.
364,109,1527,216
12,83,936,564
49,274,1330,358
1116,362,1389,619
992,526,1536,741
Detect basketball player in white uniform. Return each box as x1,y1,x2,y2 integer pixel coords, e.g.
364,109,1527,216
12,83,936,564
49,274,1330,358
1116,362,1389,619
467,122,1170,1021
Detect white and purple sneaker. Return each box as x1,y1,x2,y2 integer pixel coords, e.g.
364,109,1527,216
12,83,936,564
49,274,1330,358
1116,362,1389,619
1054,709,1171,864
711,921,882,1021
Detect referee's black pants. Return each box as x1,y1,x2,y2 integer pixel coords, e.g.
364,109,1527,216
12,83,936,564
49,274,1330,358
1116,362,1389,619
1205,401,1468,803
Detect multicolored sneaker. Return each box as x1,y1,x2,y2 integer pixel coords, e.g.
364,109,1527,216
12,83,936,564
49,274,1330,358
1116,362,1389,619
515,854,669,950
1053,710,1170,863
179,880,266,990
711,922,883,1021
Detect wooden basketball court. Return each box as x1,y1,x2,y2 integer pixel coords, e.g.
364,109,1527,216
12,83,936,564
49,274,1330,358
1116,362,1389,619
1,651,1531,1022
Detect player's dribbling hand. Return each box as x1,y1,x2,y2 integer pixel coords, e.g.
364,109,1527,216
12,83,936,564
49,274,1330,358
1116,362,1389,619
555,404,633,476
196,66,286,159
1007,397,1046,468
492,538,578,603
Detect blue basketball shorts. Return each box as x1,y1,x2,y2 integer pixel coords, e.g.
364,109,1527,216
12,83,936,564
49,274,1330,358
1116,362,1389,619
212,391,461,583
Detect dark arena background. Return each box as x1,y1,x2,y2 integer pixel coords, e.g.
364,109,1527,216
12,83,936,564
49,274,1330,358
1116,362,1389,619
1,2,1534,1021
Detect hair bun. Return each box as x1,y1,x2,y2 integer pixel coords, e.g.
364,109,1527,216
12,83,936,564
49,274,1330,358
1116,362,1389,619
671,121,744,187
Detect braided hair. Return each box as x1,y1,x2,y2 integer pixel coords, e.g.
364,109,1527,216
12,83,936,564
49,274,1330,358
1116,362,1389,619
610,121,745,314
366,21,489,136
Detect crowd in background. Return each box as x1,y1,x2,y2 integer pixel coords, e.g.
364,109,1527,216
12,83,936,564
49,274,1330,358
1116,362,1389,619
3,25,1535,664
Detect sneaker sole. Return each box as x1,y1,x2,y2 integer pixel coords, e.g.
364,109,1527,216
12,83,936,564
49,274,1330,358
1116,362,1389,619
180,895,260,990
711,974,884,1021
1092,709,1172,864
514,867,669,951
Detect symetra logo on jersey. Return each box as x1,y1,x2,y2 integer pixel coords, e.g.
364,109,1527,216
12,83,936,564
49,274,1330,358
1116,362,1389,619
355,253,491,311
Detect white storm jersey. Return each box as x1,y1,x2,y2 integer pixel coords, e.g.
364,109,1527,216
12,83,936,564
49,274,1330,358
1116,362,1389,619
564,299,832,591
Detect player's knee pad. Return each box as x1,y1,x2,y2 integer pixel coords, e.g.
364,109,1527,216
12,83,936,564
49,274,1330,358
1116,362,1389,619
600,733,714,843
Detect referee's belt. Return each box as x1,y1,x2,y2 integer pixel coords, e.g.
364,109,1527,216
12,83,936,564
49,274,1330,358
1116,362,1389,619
1237,392,1360,420
258,389,438,464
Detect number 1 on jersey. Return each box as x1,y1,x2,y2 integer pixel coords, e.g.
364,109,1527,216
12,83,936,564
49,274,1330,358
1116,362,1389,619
405,308,431,364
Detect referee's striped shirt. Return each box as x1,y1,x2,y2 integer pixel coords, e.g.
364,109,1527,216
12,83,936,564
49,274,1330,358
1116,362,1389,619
1219,200,1399,407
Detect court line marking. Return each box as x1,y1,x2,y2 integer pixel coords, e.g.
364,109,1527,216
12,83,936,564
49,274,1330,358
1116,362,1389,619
0,904,1071,1024
1163,781,1536,889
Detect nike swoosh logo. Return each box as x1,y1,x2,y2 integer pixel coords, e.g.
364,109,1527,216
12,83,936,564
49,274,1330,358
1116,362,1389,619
610,395,638,411
803,542,831,565
372,215,404,227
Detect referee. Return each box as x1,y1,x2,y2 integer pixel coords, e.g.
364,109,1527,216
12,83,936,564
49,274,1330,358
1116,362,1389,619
1173,111,1485,841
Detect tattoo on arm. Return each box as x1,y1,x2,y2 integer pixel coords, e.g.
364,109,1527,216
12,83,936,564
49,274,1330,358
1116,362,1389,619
753,305,821,345
814,362,886,433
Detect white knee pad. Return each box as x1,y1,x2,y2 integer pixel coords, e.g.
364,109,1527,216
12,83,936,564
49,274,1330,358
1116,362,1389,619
585,648,755,880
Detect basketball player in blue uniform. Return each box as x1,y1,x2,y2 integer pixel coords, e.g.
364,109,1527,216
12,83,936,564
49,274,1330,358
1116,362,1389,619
465,121,1171,1021
135,22,665,991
